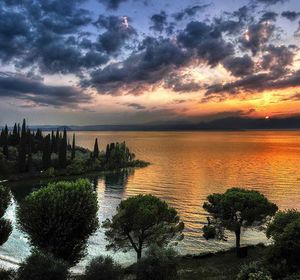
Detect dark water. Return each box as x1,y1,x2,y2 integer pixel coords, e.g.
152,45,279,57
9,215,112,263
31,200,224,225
2,131,300,270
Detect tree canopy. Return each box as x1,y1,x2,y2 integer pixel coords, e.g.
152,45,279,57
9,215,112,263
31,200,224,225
17,179,99,265
266,210,300,273
203,188,278,255
103,194,184,260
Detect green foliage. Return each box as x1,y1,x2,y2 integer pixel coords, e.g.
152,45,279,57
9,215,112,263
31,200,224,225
81,256,123,280
17,179,99,265
66,158,86,175
103,194,184,260
58,129,67,169
0,185,12,246
266,210,300,273
136,245,179,280
17,251,69,280
93,138,99,158
203,224,217,240
0,268,16,280
42,134,51,170
237,262,272,280
203,188,278,253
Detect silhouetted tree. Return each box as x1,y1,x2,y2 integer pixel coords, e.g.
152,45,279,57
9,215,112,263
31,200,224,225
17,179,99,265
42,135,52,170
103,194,184,261
0,186,12,247
58,129,67,169
93,138,99,158
71,134,75,160
203,188,278,256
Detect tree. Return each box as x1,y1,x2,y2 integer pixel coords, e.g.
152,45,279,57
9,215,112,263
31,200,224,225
42,134,52,170
17,179,99,265
136,245,179,280
93,138,99,158
103,194,184,261
71,133,75,160
202,188,277,256
58,129,67,168
266,210,300,273
0,186,12,247
17,251,69,280
82,256,123,280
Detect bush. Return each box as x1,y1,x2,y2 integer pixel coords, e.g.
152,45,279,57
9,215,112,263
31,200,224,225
282,274,300,280
66,159,86,175
0,268,16,280
237,262,272,280
81,256,123,280
17,179,99,265
17,251,69,280
136,246,179,280
203,225,216,240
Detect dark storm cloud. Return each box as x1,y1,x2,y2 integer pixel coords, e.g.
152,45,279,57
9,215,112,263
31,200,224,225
0,0,110,74
260,12,278,22
177,21,234,66
254,0,289,5
97,0,128,10
0,73,91,107
150,11,168,33
95,15,136,54
260,44,295,73
222,55,255,77
173,4,211,21
239,21,275,55
281,11,300,21
89,37,190,94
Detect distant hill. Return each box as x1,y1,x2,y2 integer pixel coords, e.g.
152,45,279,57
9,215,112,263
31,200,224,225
2,117,300,131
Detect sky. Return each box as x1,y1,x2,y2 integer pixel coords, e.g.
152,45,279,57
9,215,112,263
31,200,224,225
0,0,300,125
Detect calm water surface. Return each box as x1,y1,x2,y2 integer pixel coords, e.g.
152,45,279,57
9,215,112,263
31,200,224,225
2,131,300,270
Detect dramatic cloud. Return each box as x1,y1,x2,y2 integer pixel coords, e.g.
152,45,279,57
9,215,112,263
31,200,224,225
239,21,275,55
95,15,136,54
0,72,91,107
254,0,289,5
150,11,168,33
97,0,129,10
222,55,255,77
164,74,201,92
177,21,234,66
173,4,211,21
281,11,300,21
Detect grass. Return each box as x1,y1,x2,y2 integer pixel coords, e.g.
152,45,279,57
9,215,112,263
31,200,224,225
178,244,268,280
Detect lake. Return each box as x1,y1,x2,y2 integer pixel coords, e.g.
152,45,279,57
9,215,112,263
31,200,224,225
2,130,300,270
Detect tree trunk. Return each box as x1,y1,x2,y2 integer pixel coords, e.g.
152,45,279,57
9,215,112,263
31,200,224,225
235,227,241,257
137,249,142,261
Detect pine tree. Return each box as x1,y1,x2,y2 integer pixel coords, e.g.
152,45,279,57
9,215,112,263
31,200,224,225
58,129,67,168
105,144,110,162
71,133,76,160
3,133,8,158
93,138,99,158
42,134,51,170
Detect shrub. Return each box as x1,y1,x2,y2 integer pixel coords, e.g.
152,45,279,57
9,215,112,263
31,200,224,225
237,262,272,280
0,268,16,280
81,256,123,280
17,179,99,265
66,158,86,175
136,246,179,280
17,251,69,280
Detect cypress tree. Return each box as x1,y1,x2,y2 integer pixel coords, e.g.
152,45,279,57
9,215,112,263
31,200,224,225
93,138,99,158
71,133,76,160
58,129,67,168
21,119,26,137
3,133,8,158
105,144,110,162
42,134,51,170
27,132,33,172
18,133,27,172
